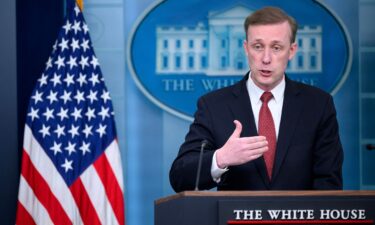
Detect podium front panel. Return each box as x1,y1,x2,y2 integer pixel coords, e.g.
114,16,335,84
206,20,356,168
155,191,375,225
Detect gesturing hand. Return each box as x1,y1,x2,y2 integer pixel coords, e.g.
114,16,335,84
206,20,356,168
216,120,269,169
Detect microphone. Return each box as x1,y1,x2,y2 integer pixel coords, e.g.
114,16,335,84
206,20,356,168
194,140,208,191
366,144,375,151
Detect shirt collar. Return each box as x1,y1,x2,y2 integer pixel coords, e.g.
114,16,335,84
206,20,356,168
246,72,285,104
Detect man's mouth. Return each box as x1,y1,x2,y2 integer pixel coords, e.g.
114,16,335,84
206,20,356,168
259,70,272,76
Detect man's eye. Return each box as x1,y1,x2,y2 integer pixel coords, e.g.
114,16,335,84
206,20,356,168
253,44,263,51
273,45,282,51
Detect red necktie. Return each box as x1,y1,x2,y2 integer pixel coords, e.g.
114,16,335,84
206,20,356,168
258,92,276,180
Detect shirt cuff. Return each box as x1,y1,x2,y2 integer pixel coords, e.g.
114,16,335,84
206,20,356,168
211,150,228,183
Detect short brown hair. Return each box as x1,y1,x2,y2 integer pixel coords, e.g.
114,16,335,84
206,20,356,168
244,6,298,43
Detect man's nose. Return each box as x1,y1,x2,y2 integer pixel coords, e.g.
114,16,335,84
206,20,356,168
262,48,271,64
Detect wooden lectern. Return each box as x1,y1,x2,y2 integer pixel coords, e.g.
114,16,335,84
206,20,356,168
155,191,375,225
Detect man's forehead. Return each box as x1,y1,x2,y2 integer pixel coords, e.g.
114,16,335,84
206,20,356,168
246,22,292,41
250,38,285,44
247,21,291,32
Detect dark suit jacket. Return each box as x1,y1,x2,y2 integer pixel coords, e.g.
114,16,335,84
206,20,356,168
169,73,343,192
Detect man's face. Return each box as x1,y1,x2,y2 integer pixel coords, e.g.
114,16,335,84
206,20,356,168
244,21,297,91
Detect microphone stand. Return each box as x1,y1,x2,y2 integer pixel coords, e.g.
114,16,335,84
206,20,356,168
194,140,208,191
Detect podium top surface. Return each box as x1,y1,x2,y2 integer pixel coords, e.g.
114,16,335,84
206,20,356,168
155,190,375,205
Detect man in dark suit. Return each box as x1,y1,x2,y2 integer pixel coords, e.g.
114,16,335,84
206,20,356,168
169,6,343,192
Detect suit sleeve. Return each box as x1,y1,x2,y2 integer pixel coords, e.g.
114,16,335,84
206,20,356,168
312,95,344,189
169,96,219,192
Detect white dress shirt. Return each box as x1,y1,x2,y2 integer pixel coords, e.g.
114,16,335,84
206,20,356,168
211,74,285,182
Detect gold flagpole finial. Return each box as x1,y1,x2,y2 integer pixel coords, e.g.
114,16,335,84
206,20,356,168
76,0,83,11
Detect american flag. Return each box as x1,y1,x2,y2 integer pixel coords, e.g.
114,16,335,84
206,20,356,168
16,2,125,225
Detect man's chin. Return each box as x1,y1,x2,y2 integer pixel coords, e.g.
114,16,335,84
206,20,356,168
253,80,274,91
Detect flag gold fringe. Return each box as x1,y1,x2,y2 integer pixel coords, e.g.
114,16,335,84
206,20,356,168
76,0,83,11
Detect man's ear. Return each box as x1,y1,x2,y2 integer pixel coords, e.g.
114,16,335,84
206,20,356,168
243,40,249,56
288,42,298,60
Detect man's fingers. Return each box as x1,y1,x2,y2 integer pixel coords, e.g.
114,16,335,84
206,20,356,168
250,153,264,160
230,120,243,139
240,135,267,143
243,140,268,150
247,147,268,159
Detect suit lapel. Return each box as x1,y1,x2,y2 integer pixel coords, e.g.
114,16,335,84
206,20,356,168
229,74,270,188
229,74,256,137
272,78,303,181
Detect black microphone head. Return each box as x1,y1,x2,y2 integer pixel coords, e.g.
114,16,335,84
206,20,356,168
201,140,209,148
